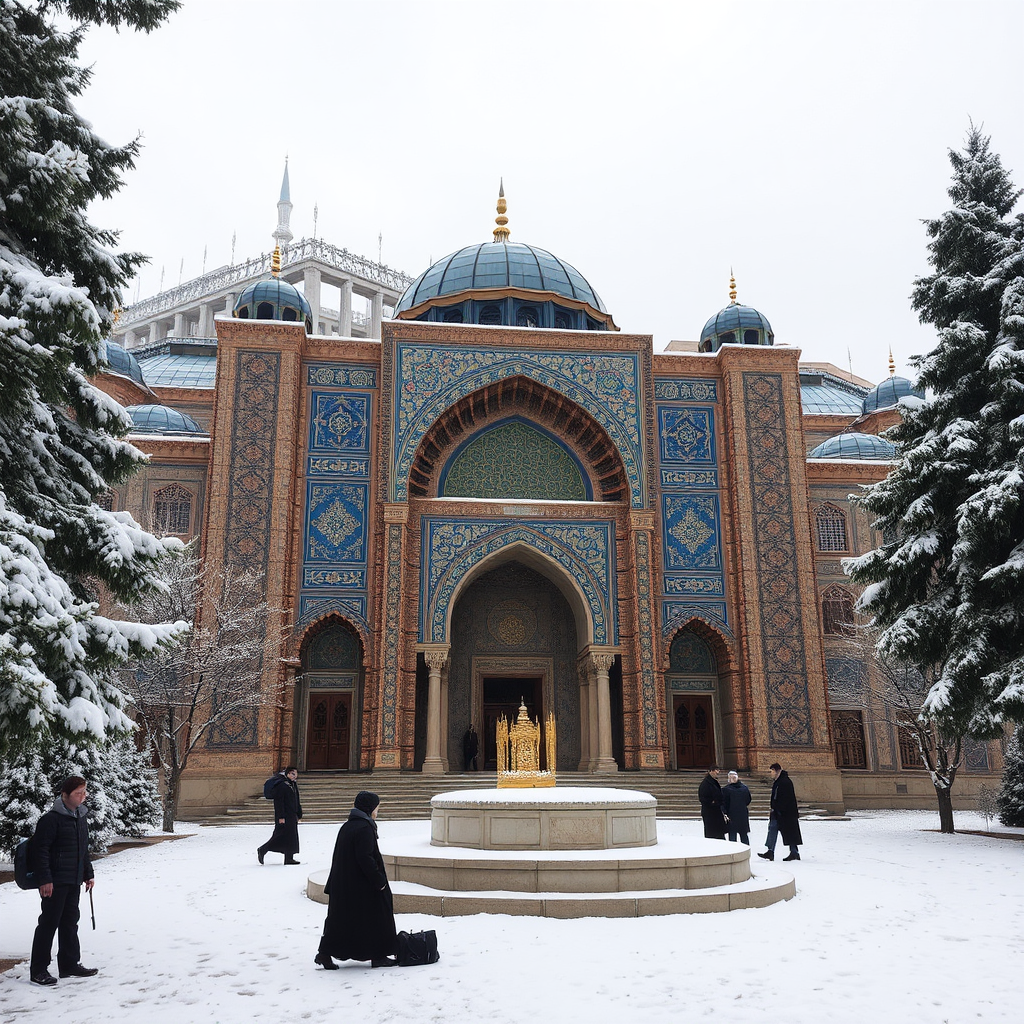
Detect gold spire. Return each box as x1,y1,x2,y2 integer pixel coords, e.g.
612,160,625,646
493,179,510,242
729,270,737,304
271,245,282,278
888,347,896,376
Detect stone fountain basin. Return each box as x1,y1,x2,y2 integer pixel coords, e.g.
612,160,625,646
429,786,658,851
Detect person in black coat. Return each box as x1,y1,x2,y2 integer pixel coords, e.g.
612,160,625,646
315,791,399,970
462,724,479,771
757,762,804,862
29,776,98,986
258,766,303,865
721,771,752,844
697,765,727,840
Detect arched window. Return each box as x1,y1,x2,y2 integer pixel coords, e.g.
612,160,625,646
442,307,464,323
815,502,849,551
152,483,193,536
282,307,298,321
831,710,867,768
898,726,925,770
257,301,274,319
821,585,855,635
554,308,573,330
479,304,502,325
516,306,538,328
743,329,760,345
719,331,736,345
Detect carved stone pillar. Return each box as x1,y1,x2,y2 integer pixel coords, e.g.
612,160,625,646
371,290,384,339
422,648,449,774
173,312,185,337
303,267,322,334
592,652,618,771
577,660,591,771
374,506,408,769
340,280,353,336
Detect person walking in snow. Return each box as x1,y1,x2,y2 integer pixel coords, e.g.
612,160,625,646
698,765,727,839
29,776,99,986
721,771,752,844
257,766,303,865
758,762,803,861
315,791,399,970
462,724,479,771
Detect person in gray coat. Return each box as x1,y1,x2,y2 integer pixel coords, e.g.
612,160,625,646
721,771,751,844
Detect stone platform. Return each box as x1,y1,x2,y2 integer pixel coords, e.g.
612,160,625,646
429,786,657,850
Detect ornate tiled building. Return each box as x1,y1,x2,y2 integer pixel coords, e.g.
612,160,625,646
98,189,1002,814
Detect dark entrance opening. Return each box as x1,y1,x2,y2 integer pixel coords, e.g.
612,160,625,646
482,676,542,770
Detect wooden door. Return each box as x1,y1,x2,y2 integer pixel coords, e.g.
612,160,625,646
306,692,352,770
673,694,715,769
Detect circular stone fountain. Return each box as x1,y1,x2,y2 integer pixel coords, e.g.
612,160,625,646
307,787,795,918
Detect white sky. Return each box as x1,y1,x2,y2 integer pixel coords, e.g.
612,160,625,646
77,0,1024,383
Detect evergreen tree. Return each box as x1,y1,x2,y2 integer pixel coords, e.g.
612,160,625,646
847,126,1024,832
99,733,161,838
0,0,185,762
0,744,50,856
997,729,1024,827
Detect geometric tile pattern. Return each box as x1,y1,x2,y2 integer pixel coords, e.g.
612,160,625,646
663,494,721,569
659,408,715,464
307,363,377,388
392,344,646,507
654,379,718,402
310,392,371,453
421,518,616,645
743,372,813,746
305,483,368,562
633,530,659,745
825,657,867,703
381,523,403,746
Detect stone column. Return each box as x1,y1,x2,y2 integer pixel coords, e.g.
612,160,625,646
148,321,160,346
124,328,137,349
592,652,618,771
422,648,449,774
198,303,213,338
440,659,451,771
371,290,384,339
172,312,185,337
340,280,353,336
303,267,322,334
577,660,591,771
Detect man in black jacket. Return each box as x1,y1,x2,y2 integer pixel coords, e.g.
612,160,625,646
698,765,727,840
29,776,98,986
757,762,804,862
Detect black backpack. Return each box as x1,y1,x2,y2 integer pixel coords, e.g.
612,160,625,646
263,776,280,799
14,836,37,890
396,929,440,966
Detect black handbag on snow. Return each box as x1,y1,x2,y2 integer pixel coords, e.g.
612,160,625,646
396,929,440,966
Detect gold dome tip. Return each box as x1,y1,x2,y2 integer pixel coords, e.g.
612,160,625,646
493,180,510,242
271,245,282,278
888,348,896,376
729,270,737,304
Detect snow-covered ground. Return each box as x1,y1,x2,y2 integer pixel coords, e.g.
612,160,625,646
1,811,1021,1023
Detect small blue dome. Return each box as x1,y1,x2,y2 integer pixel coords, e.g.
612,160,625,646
100,340,146,385
233,278,312,330
700,302,774,353
809,432,896,460
862,375,924,414
125,404,206,435
396,241,607,317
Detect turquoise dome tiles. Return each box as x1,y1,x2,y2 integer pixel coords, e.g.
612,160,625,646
440,419,589,500
392,342,646,508
420,518,617,645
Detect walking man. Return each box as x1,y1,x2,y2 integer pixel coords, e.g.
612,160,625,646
698,765,727,840
721,770,751,844
29,776,98,986
758,762,803,862
462,724,479,772
258,766,303,865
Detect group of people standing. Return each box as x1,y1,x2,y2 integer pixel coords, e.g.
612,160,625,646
698,762,803,861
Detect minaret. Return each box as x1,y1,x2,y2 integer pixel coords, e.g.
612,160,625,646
273,158,293,249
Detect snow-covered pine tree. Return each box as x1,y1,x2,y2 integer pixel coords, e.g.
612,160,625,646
846,126,1024,833
98,733,161,839
996,729,1024,827
0,0,186,762
0,745,51,856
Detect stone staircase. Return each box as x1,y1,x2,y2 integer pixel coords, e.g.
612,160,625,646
186,771,779,825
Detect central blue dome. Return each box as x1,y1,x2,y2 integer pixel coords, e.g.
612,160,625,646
395,241,607,317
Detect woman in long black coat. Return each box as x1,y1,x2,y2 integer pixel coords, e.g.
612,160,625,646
697,766,727,840
258,767,302,865
316,791,398,969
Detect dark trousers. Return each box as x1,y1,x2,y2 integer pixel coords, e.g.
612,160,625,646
728,829,749,844
31,884,81,974
765,816,798,857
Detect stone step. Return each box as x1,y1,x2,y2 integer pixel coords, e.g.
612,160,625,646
186,771,778,826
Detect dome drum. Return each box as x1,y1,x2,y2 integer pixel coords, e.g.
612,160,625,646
233,278,312,332
416,294,606,331
699,303,774,353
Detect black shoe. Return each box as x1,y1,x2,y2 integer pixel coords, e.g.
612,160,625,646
31,971,57,986
284,858,301,865
783,853,801,861
314,953,338,970
371,957,398,968
757,851,774,861
59,964,98,978
257,846,266,865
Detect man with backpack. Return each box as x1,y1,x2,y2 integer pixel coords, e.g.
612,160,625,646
257,766,303,865
29,776,98,987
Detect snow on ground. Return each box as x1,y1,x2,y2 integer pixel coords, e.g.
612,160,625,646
1,811,1022,1024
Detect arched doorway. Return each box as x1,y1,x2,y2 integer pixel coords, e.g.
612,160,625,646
437,559,583,771
666,628,720,769
299,620,364,771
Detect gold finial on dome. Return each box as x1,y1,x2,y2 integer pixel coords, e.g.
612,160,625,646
888,347,896,376
493,179,510,242
729,269,737,304
271,245,282,278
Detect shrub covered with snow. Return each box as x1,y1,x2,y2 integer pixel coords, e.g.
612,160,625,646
997,728,1024,827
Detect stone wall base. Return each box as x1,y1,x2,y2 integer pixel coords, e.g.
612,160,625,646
840,771,1002,810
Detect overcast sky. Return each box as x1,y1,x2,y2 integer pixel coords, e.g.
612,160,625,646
77,0,1023,383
